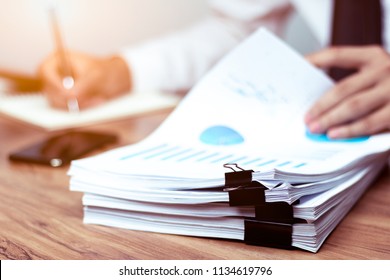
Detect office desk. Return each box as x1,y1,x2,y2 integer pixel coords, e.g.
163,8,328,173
0,113,389,260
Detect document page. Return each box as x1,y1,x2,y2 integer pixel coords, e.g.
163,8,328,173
70,28,390,183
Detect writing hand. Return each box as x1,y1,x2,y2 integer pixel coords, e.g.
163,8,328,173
305,46,390,138
38,52,132,110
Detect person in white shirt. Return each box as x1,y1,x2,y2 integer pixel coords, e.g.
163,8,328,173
39,0,390,139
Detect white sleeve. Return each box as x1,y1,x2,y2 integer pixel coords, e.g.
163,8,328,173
121,0,292,92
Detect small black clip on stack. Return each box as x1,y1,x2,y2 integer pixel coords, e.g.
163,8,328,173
223,163,266,207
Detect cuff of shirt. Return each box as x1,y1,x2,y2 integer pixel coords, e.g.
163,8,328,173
120,42,169,93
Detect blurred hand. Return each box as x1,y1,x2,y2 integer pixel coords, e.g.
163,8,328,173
38,52,132,110
305,46,390,138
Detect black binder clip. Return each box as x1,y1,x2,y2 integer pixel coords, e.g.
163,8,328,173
244,219,294,250
224,163,253,187
223,163,266,207
254,199,305,224
255,201,295,224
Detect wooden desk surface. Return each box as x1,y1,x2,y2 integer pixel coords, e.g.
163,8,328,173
0,113,389,260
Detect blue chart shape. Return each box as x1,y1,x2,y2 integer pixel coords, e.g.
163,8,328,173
200,125,244,145
305,130,369,143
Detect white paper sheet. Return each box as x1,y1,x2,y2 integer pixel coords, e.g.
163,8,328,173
0,91,179,130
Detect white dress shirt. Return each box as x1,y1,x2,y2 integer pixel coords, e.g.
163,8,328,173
121,0,390,93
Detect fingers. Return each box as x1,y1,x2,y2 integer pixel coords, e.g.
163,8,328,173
306,45,385,69
327,104,390,138
307,86,386,134
305,45,390,138
305,66,381,123
42,79,79,110
39,52,100,110
39,52,131,111
38,54,66,94
39,53,75,110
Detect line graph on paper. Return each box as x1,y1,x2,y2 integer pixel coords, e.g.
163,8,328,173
223,73,288,105
220,72,293,124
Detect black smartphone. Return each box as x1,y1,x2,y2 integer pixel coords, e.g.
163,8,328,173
9,130,117,167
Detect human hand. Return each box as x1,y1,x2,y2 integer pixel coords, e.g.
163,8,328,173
305,46,390,138
38,51,132,110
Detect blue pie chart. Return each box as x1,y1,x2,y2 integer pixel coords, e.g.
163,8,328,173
200,125,244,145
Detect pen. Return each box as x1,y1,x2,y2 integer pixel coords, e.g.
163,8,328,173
49,7,79,113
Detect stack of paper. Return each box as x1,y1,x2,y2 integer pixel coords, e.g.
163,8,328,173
68,29,390,253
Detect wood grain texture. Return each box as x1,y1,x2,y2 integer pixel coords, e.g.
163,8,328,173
0,113,389,260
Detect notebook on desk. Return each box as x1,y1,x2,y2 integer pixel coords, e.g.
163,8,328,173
0,91,180,130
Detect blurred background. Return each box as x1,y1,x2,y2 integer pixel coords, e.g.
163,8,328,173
0,0,317,76
0,0,209,75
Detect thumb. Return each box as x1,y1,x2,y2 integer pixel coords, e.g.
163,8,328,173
305,50,328,68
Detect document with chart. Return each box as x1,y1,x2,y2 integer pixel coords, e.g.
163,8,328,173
69,28,390,253
70,28,390,183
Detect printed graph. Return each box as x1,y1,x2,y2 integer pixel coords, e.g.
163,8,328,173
305,130,369,143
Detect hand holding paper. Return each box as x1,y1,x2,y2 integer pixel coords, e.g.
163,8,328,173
305,46,390,139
